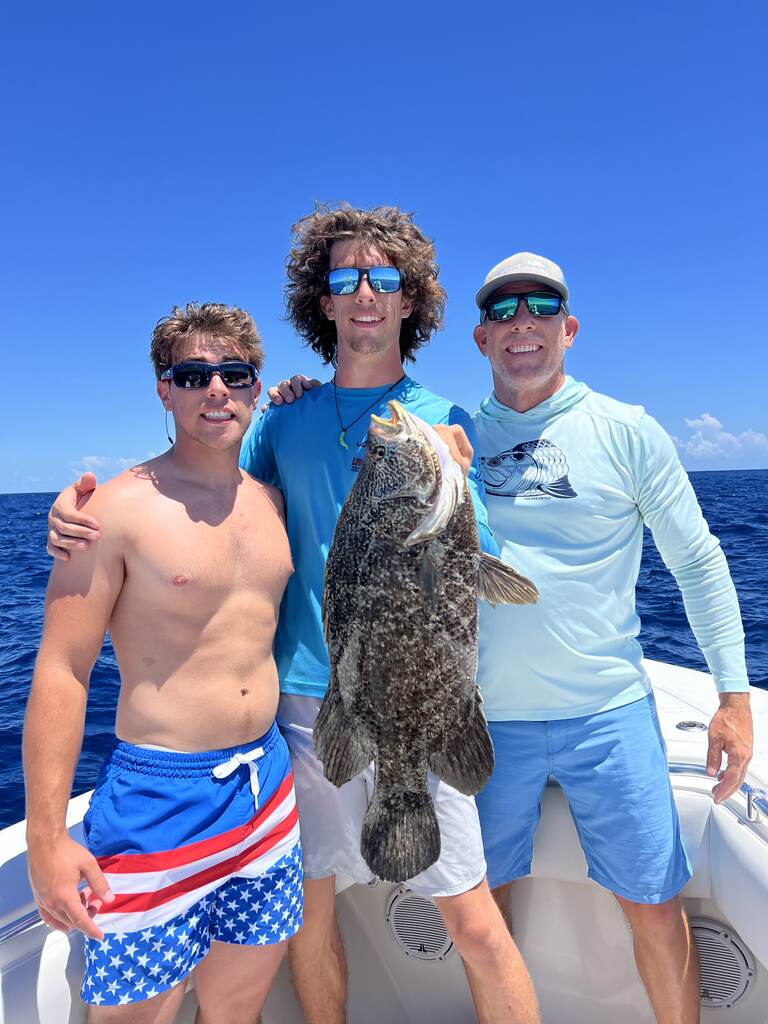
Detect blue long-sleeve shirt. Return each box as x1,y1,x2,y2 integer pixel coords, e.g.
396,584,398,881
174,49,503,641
473,376,749,721
240,375,496,699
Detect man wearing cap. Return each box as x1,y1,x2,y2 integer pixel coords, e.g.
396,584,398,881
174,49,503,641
471,253,753,1023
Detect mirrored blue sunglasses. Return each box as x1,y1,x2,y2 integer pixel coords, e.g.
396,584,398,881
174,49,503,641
482,291,568,322
326,266,403,296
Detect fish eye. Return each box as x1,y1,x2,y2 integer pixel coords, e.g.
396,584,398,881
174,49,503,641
371,445,386,461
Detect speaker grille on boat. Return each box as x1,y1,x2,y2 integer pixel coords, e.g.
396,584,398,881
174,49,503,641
386,887,454,961
690,918,755,1008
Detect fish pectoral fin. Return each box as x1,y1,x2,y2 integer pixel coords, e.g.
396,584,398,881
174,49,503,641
478,553,539,606
313,688,372,788
418,542,443,611
539,474,577,498
429,694,494,795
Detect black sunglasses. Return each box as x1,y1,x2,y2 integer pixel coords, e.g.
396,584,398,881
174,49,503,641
482,291,568,322
160,361,259,389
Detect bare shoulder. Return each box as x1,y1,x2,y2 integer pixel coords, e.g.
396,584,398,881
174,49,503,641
240,470,286,522
79,462,160,530
46,469,148,593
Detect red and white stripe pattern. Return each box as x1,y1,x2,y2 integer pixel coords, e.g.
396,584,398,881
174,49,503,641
91,772,300,933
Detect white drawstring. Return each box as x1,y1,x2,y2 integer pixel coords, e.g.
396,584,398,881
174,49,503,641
212,746,264,806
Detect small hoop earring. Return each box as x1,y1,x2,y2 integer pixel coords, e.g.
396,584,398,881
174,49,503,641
165,410,175,447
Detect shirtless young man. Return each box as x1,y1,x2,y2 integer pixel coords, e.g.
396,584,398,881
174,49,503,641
24,304,302,1022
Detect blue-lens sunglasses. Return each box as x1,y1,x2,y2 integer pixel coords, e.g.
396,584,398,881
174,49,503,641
482,291,568,323
325,266,403,296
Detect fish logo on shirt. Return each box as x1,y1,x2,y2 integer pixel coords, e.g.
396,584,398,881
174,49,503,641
480,440,577,498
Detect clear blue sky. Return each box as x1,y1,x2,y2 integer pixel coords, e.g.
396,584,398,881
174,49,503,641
3,0,766,492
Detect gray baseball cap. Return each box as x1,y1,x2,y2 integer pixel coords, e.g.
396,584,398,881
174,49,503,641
475,252,569,310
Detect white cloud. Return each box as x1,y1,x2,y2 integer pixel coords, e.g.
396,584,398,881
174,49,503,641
70,451,157,479
81,455,137,471
673,413,768,463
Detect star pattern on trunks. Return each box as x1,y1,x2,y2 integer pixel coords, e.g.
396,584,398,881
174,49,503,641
82,846,303,1007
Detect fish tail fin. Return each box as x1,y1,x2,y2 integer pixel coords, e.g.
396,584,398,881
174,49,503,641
478,552,539,606
430,694,495,795
313,686,371,788
361,789,440,883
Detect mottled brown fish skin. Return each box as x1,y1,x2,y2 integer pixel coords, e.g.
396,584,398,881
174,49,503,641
314,417,494,882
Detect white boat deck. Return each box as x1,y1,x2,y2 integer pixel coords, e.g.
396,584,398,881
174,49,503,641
1,660,767,1023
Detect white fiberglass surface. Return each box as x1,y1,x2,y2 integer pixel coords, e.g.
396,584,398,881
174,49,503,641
1,665,767,1023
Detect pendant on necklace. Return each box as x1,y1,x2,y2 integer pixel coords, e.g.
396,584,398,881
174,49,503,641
338,430,349,450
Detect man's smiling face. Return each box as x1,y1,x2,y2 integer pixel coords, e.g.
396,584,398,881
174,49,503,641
319,239,413,360
157,334,260,452
473,280,579,407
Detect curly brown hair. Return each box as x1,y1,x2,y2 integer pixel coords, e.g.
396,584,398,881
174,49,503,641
150,302,264,379
285,203,446,364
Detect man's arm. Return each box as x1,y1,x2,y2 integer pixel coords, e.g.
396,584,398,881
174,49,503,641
24,491,126,938
633,414,752,803
46,472,101,561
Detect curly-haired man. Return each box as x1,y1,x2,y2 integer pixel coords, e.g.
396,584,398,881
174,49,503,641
239,204,539,1024
47,207,540,1024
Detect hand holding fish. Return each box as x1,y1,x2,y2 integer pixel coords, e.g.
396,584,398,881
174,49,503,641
433,424,473,476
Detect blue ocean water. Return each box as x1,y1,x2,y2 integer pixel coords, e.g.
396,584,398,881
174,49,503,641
1,471,766,829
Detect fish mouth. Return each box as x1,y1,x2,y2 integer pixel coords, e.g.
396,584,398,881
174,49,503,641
369,399,466,547
370,399,411,438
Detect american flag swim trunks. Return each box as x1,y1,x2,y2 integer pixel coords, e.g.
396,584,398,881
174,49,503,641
80,722,302,1006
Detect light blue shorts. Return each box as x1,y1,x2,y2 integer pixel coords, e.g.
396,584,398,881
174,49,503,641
475,696,692,903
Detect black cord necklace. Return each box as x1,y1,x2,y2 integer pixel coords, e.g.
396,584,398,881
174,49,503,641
332,373,406,449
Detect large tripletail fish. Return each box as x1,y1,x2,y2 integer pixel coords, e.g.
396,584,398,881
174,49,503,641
314,400,538,882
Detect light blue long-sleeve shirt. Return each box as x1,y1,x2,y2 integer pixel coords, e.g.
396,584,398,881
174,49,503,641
240,375,496,699
474,376,749,721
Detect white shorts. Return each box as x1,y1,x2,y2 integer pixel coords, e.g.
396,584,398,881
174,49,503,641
276,694,487,898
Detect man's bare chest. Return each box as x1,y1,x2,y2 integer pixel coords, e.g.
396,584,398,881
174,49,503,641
122,499,292,601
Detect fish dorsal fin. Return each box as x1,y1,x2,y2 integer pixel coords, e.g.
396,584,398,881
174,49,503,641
404,418,465,546
478,553,539,606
